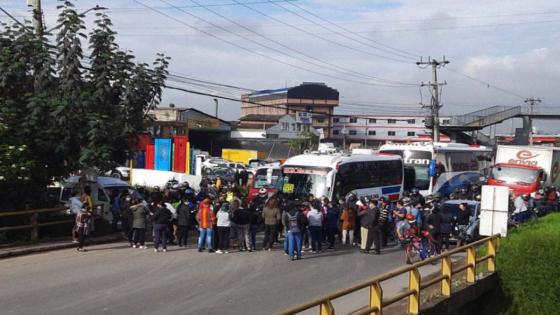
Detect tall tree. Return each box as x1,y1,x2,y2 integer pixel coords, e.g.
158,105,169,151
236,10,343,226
0,1,169,210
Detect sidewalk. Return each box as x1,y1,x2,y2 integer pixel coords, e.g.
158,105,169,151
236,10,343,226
0,233,123,259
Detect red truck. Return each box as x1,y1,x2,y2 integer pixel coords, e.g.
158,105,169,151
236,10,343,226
487,145,560,196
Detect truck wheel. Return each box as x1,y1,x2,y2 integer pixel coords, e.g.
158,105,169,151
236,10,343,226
111,172,122,179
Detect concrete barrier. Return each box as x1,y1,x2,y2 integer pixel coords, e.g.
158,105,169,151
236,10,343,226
131,169,201,189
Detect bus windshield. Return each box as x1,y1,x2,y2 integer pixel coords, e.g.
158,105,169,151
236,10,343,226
278,167,331,199
380,150,431,190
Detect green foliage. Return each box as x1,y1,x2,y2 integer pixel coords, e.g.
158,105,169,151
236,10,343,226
496,214,560,314
0,1,169,210
288,130,319,154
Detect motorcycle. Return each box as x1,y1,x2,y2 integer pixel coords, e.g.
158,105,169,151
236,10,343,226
404,230,437,264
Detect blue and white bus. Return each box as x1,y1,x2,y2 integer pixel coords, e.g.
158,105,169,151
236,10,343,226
379,142,493,197
278,152,404,201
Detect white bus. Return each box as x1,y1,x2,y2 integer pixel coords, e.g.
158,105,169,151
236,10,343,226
379,142,493,197
277,152,404,201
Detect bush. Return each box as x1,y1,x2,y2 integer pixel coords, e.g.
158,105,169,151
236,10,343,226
497,213,560,314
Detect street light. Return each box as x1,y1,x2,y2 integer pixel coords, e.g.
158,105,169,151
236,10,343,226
45,5,107,33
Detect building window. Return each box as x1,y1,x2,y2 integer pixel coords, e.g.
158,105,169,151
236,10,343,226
407,131,415,136
333,130,340,135
387,119,396,124
442,119,450,125
349,130,357,136
333,117,340,123
369,118,377,124
349,118,357,123
282,122,289,130
368,130,376,136
317,119,325,123
407,119,415,124
388,131,396,136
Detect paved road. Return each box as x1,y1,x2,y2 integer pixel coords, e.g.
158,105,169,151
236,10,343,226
0,237,439,315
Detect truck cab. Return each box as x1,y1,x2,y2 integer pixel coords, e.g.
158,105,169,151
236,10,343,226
487,163,545,196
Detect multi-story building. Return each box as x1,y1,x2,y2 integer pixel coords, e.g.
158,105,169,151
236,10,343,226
239,82,339,136
331,114,451,147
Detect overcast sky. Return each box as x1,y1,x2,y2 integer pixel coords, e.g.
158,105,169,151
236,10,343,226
2,0,560,133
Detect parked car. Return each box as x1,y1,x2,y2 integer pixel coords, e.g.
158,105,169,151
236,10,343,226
104,166,130,180
202,157,229,169
228,162,247,173
441,199,480,243
202,167,236,183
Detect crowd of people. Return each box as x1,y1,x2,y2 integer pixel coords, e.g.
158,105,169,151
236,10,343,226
67,174,489,258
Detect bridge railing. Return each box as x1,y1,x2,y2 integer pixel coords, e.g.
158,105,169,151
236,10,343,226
449,106,520,127
278,234,500,315
0,207,74,242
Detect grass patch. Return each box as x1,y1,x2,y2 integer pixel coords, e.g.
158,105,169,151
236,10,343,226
496,213,560,314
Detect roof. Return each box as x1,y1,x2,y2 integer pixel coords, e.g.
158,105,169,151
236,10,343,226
152,107,231,125
240,114,284,122
380,142,491,152
283,152,401,169
244,82,338,101
63,176,131,187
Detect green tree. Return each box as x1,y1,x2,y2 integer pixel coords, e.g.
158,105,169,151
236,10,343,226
0,1,169,210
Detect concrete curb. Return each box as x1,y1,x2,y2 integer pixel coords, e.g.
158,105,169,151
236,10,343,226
0,234,124,260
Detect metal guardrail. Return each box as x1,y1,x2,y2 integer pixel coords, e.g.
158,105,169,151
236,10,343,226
0,207,74,242
449,106,521,128
278,234,500,315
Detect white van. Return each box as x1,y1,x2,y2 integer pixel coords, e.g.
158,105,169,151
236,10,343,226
60,176,140,222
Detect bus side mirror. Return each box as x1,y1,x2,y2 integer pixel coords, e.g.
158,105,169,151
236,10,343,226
428,160,436,177
326,170,334,188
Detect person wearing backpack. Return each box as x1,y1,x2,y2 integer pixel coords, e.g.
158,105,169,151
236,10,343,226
283,204,306,261
176,195,191,247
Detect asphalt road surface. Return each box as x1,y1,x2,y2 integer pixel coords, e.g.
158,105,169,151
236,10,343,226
0,237,440,315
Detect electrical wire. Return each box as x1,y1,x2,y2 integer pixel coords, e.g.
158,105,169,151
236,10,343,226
445,67,527,100
284,1,420,59
134,0,418,88
230,0,414,65
186,0,412,84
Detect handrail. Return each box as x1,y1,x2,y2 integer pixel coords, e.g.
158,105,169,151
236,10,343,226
0,207,74,242
278,234,500,315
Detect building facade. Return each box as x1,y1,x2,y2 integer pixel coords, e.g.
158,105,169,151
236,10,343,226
239,82,338,137
331,114,451,147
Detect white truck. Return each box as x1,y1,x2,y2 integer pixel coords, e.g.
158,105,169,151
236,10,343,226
487,145,560,196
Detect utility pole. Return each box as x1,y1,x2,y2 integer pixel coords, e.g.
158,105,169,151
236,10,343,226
27,0,44,37
213,98,219,118
525,97,542,145
417,57,449,142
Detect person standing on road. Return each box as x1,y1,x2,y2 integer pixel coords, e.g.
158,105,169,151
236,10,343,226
283,205,306,261
176,196,191,248
196,198,216,253
152,201,172,252
216,202,232,254
378,200,391,247
358,199,373,253
426,206,442,253
262,198,281,251
75,204,92,252
130,199,148,249
340,202,356,246
439,206,453,251
324,200,339,249
368,200,382,255
307,200,324,253
68,191,82,243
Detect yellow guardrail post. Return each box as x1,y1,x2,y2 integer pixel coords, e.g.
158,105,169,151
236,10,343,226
441,255,452,297
487,237,497,272
408,268,420,314
466,246,476,283
320,300,334,315
369,281,382,315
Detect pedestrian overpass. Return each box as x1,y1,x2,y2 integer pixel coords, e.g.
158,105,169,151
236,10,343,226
440,106,560,145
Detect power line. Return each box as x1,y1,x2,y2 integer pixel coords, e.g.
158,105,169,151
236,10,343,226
445,67,527,100
186,0,411,84
0,6,27,28
134,0,417,88
284,1,420,59
230,0,414,65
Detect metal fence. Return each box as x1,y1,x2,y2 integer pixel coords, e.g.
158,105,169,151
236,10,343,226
278,234,500,315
